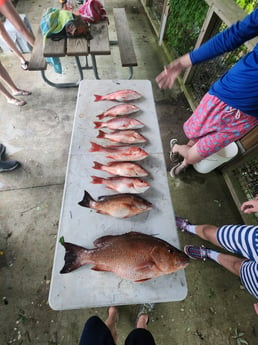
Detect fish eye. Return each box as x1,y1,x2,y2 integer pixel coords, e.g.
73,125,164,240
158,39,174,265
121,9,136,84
168,248,174,253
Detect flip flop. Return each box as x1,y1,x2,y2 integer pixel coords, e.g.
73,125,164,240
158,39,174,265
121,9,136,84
0,144,6,159
136,303,154,327
136,312,149,327
21,61,29,70
170,162,187,177
12,90,31,96
7,98,26,106
169,138,183,163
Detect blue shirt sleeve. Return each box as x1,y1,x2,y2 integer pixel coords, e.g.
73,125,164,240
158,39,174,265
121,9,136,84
190,9,258,64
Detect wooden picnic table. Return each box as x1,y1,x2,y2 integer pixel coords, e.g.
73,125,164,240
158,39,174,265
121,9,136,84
29,8,138,88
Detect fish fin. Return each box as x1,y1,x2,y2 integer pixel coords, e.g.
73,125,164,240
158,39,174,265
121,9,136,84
78,190,94,208
90,142,103,152
94,94,102,102
96,130,105,139
93,121,102,129
91,176,103,184
93,235,116,247
91,265,110,272
60,242,87,274
92,161,102,170
134,278,152,282
97,113,105,120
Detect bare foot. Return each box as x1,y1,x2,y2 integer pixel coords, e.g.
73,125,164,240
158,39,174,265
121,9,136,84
12,89,31,96
7,98,26,106
136,313,149,329
105,306,118,343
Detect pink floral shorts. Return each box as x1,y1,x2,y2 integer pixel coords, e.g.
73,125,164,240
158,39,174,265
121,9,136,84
183,93,258,158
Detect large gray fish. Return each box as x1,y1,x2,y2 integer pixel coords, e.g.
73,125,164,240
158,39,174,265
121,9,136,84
78,190,152,218
60,231,189,282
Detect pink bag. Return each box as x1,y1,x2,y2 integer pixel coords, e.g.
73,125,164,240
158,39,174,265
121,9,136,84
78,0,108,23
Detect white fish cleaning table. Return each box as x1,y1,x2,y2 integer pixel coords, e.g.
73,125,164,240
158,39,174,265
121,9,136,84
49,80,188,310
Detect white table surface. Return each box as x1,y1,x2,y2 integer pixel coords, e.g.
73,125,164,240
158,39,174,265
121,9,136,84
48,80,188,310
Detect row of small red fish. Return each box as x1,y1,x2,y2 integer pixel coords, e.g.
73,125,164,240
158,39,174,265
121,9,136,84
91,89,150,196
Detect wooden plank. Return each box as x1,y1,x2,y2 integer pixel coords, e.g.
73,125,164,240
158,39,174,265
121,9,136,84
113,8,137,67
205,0,258,50
43,37,66,57
239,126,258,150
89,21,110,55
183,7,221,84
28,27,47,71
66,37,89,56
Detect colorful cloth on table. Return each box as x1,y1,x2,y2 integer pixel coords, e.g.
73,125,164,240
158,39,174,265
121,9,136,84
190,9,258,119
40,8,74,74
217,225,258,299
183,93,258,158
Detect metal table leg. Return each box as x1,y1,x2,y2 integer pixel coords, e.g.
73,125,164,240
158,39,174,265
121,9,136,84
41,56,84,88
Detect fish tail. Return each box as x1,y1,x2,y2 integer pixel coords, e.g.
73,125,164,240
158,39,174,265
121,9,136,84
60,242,88,273
90,142,103,152
94,94,103,102
91,176,103,184
78,190,94,208
97,113,105,120
94,121,102,129
96,130,105,139
92,161,102,170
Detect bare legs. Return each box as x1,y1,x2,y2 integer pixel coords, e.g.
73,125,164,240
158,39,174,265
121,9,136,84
0,0,35,46
191,224,245,276
136,313,149,329
0,60,30,105
104,307,150,344
104,306,118,344
173,140,203,165
170,140,203,176
0,21,27,65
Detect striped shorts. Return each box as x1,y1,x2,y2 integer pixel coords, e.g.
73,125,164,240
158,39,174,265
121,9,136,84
217,225,258,299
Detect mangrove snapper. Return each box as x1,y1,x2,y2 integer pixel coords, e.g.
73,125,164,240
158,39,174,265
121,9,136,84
78,190,152,218
60,231,189,282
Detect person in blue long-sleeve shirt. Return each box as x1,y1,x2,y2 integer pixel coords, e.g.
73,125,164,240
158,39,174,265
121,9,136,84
156,9,258,177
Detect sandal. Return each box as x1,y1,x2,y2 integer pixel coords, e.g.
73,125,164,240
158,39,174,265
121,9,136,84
136,303,154,327
7,98,26,106
169,138,183,163
184,245,209,261
0,143,6,159
13,90,31,96
21,61,29,70
136,312,149,327
170,162,187,177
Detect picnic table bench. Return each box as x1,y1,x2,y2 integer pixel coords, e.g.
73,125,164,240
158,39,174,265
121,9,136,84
28,7,138,87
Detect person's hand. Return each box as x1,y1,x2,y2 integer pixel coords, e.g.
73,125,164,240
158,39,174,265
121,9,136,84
240,198,258,214
155,53,192,89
